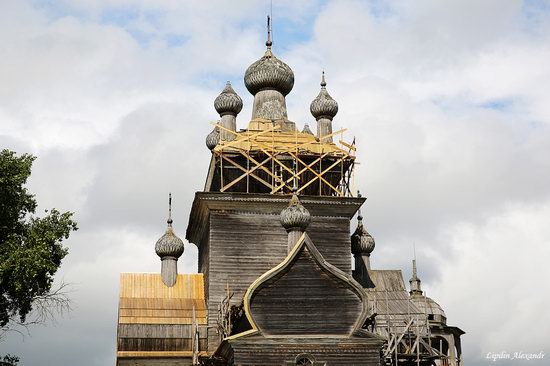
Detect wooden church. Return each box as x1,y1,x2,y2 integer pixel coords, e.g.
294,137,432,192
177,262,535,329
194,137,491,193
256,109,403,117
116,18,464,366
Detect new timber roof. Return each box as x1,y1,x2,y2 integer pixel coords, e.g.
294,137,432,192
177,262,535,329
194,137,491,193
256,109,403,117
117,273,207,360
118,273,206,325
212,119,352,156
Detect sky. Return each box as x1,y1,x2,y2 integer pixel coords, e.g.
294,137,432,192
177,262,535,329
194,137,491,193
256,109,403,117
1,0,549,365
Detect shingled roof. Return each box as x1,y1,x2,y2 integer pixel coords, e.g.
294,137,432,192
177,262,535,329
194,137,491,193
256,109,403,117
364,270,429,337
116,273,207,363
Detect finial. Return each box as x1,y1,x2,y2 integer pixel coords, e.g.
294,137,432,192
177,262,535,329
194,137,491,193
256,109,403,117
266,15,272,48
357,190,363,221
292,160,298,193
409,257,422,295
156,192,184,287
167,193,173,227
310,70,338,121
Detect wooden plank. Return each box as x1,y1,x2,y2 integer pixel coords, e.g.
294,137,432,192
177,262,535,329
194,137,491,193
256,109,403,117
117,351,207,358
119,309,208,318
227,337,382,366
119,317,207,325
119,298,206,310
249,246,362,336
118,324,208,338
119,274,204,299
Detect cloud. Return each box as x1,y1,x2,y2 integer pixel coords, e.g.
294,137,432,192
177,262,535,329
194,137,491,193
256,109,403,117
434,199,550,364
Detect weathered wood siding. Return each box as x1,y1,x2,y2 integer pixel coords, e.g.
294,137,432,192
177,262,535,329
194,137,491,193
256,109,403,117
186,193,365,353
227,337,382,366
118,357,195,366
118,337,206,352
206,211,288,352
307,216,352,273
249,246,362,336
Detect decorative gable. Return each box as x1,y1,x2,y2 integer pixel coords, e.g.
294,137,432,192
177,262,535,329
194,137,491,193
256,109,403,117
243,233,369,337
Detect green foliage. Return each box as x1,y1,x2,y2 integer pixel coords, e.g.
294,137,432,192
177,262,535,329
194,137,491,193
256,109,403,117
0,354,19,366
0,149,77,329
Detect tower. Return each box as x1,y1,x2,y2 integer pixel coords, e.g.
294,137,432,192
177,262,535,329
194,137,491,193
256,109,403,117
186,17,382,365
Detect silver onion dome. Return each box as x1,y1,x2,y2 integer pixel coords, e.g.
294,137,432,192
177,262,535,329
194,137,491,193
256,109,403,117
155,226,185,258
351,214,375,255
244,23,294,96
310,71,339,120
280,189,311,232
155,196,184,259
205,126,220,150
214,81,243,116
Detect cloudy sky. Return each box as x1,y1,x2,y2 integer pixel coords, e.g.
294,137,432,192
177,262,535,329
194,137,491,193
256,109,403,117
1,0,549,365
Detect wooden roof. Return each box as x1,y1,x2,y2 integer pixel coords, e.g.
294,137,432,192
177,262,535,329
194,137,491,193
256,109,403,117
364,270,429,337
117,273,207,362
213,118,353,156
118,273,206,325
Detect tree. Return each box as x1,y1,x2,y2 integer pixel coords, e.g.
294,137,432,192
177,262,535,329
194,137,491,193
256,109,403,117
0,355,19,366
0,149,77,338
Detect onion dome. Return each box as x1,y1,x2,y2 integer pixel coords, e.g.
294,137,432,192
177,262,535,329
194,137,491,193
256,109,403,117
244,19,294,96
302,122,314,135
155,194,184,259
205,126,220,150
280,188,311,232
214,81,243,116
310,71,339,120
351,213,375,255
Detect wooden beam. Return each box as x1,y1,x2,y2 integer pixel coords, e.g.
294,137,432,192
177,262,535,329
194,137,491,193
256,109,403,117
219,154,274,192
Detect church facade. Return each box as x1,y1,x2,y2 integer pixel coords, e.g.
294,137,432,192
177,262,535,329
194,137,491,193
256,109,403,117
116,19,464,366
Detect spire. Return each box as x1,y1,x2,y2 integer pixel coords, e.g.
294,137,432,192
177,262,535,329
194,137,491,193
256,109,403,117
266,15,272,52
311,71,338,143
243,16,294,123
310,71,338,121
357,190,363,221
167,193,173,227
409,259,423,296
155,193,185,287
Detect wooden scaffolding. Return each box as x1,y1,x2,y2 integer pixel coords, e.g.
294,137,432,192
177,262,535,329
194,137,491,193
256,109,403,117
368,291,461,366
205,119,357,197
